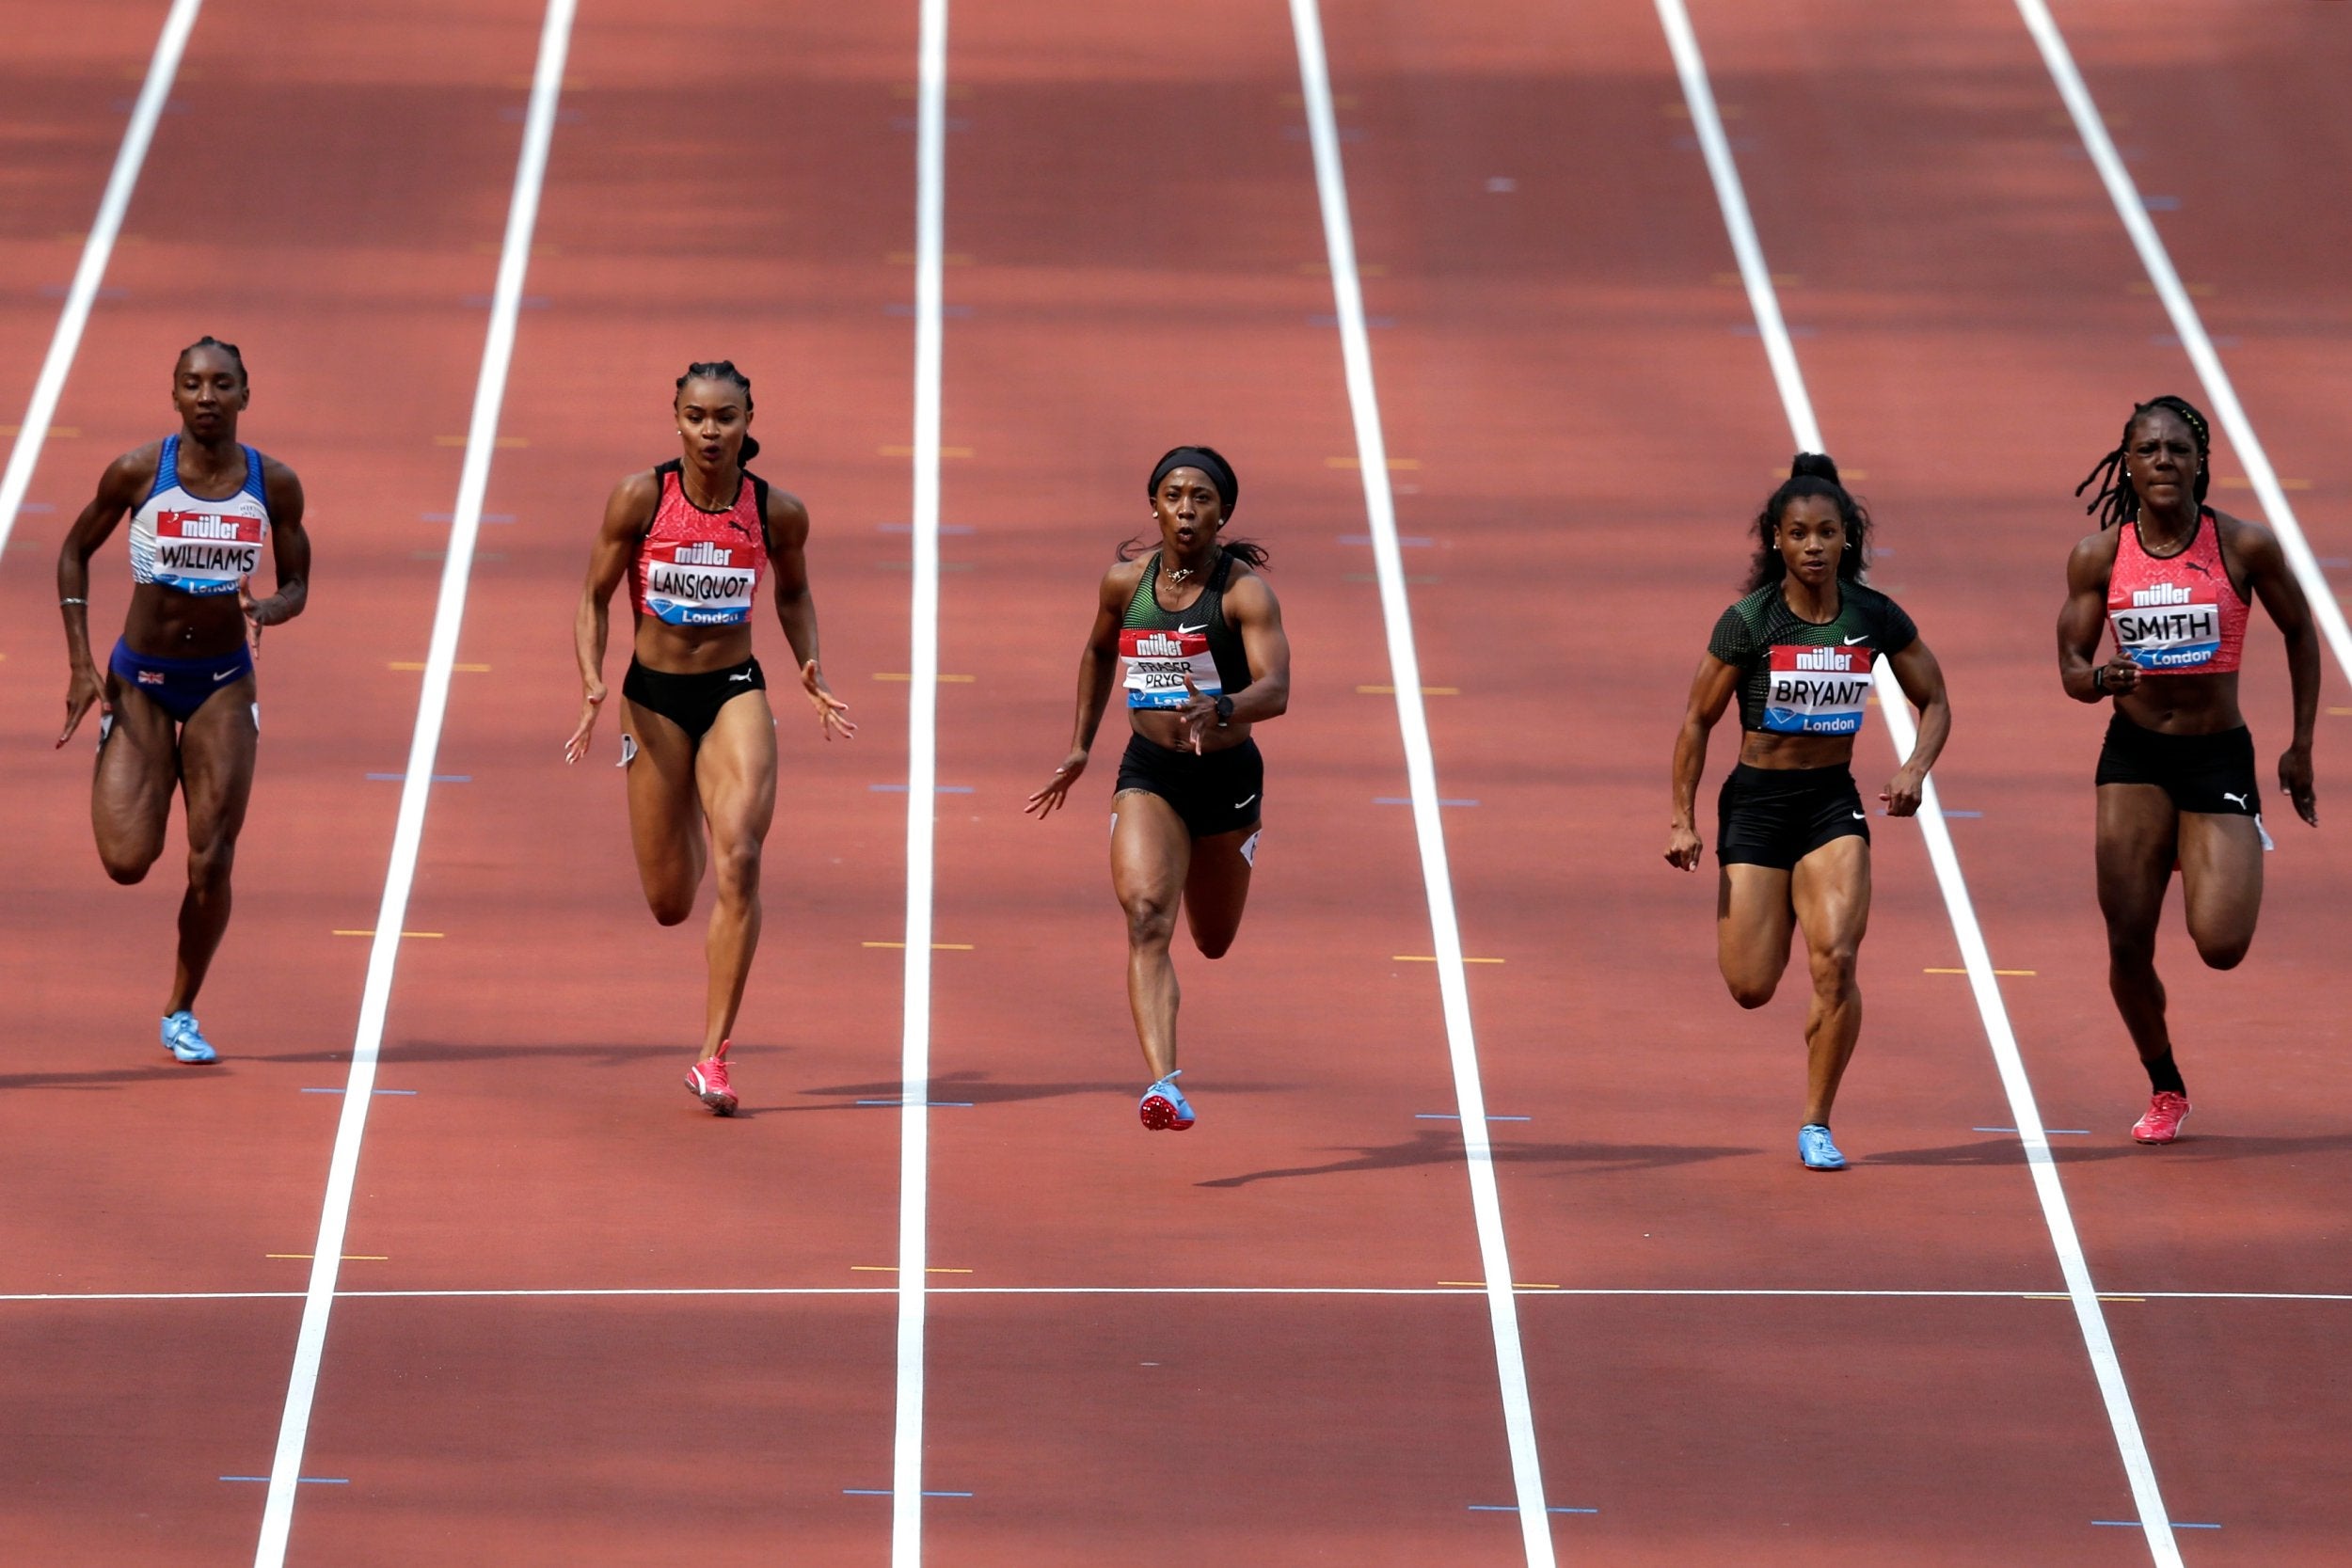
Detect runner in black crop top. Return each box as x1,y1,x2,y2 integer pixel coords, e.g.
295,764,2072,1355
1665,456,1951,1171
1025,447,1292,1135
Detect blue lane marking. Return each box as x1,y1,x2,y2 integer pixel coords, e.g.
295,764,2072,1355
844,1489,973,1497
2315,556,2351,569
1940,809,1982,818
1338,533,1432,546
2141,194,2182,211
304,1088,418,1096
869,784,974,794
1468,1504,1597,1514
221,1476,347,1484
857,1100,974,1108
1975,1126,2090,1134
2092,1520,2219,1529
18,502,55,513
1375,797,1478,807
421,512,516,523
1418,1113,1531,1122
365,773,471,783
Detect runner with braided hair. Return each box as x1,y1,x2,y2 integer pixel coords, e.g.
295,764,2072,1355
2058,394,2322,1145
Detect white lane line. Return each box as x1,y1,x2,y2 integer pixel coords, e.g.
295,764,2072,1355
247,5,577,1563
2016,0,2352,688
13,1284,2352,1305
0,0,205,554
1287,4,1553,1561
1653,4,2183,1565
892,0,950,1562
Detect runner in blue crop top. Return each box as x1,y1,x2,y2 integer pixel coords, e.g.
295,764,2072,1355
56,337,310,1065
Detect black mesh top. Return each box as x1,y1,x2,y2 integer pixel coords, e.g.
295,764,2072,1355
1707,579,1917,736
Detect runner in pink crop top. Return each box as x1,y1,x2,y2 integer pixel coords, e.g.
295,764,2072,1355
2058,394,2323,1148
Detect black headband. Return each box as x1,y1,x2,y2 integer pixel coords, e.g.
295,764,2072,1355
1149,445,1238,516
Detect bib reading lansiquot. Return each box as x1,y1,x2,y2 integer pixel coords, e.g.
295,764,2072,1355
1120,627,1223,709
1760,643,1871,736
643,539,757,626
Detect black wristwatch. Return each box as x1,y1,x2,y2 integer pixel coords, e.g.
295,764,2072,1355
1213,693,1234,727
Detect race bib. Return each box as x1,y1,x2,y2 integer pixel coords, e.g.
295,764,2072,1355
1760,642,1871,735
2109,581,2220,670
152,508,263,595
1120,627,1222,709
644,539,756,626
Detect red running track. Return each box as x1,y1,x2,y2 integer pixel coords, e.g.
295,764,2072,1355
1,1,2345,1564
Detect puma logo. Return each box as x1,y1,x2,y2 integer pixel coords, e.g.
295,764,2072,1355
2222,791,2249,810
2182,560,2214,578
728,671,755,682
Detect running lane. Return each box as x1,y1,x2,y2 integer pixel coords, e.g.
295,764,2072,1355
916,2,1530,1562
272,4,919,1563
1673,4,2352,1560
1307,0,2198,1560
0,1,553,1561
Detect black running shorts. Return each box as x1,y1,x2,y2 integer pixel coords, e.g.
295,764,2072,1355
1716,762,1869,870
1114,733,1264,839
2094,711,2261,817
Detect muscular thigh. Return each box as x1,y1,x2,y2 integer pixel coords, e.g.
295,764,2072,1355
176,681,260,848
92,686,183,853
1183,821,1258,950
1789,834,1870,955
623,700,706,879
1111,789,1189,912
2176,810,2262,943
2095,783,2176,932
694,691,779,849
1717,863,1796,988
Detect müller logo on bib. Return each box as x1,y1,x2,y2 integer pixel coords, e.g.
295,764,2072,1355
154,509,262,579
2111,579,2220,669
1761,642,1871,736
1120,626,1221,709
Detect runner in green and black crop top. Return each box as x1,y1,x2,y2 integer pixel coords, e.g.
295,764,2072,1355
1666,453,1950,1172
1026,446,1292,1136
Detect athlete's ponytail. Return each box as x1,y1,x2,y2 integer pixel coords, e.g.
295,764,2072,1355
675,359,760,467
1744,451,1873,592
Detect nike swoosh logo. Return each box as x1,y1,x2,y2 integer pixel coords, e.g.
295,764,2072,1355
213,668,239,682
1178,622,1208,635
1851,811,1866,819
1233,794,1258,810
1842,635,1869,646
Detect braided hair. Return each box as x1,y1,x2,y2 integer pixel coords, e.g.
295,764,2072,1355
2074,395,2210,531
177,335,246,384
1743,452,1871,593
675,360,760,465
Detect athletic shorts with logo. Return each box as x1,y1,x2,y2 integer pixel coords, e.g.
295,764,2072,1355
2094,711,2262,817
1115,733,1264,839
1716,762,1868,870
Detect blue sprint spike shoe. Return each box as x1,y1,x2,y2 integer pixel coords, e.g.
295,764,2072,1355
1798,1123,1846,1171
1138,1069,1195,1132
161,1011,218,1065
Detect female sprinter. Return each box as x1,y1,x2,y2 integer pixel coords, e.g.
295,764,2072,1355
1025,446,1290,1132
2058,395,2320,1145
564,361,853,1116
1666,454,1950,1170
55,336,310,1064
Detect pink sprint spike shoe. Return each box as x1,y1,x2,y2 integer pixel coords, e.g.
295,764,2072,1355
2131,1091,2189,1145
686,1040,738,1117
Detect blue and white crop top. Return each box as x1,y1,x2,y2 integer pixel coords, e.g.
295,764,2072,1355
128,435,271,595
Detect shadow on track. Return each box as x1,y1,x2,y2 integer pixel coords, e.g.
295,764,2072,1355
1199,1128,1756,1188
1866,1131,2352,1167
